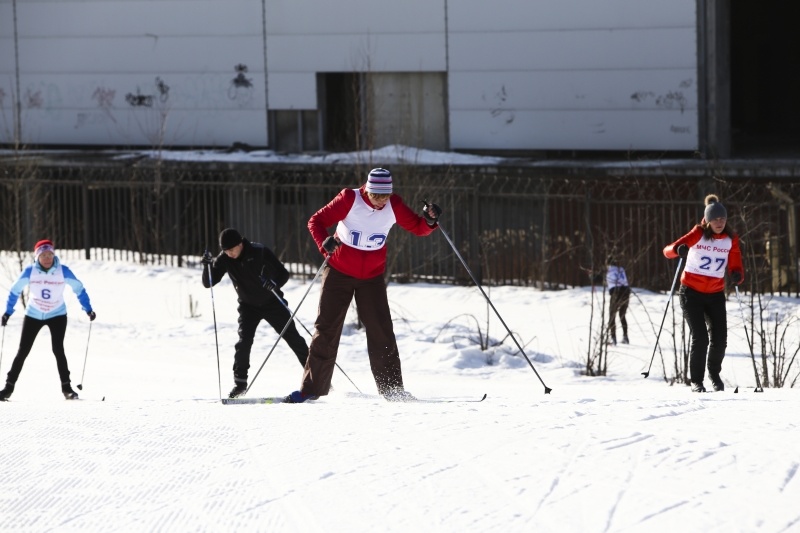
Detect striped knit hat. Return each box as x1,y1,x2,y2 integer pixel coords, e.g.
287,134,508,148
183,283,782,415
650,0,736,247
365,168,393,194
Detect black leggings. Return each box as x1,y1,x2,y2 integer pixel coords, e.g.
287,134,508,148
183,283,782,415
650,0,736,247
679,286,727,384
6,314,71,385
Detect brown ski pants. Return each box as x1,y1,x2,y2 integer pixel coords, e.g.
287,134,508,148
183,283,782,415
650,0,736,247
301,266,403,397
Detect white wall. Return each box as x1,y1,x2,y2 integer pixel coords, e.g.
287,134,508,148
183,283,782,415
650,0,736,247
0,0,268,147
0,0,698,151
447,0,698,151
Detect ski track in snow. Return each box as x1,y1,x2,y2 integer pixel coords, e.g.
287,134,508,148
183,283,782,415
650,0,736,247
2,392,800,532
1,256,800,532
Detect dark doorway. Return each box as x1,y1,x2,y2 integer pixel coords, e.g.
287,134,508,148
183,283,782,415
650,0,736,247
731,1,800,156
321,73,362,152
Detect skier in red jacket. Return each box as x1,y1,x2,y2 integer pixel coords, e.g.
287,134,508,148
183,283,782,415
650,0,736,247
286,168,441,402
663,194,744,392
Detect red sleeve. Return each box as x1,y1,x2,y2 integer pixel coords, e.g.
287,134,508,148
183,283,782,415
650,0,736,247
308,189,356,255
663,225,703,258
390,194,437,237
727,234,744,281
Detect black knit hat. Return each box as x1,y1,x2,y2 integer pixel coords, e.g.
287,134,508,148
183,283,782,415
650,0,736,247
219,228,243,250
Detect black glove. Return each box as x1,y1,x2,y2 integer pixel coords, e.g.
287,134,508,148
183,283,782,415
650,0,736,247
261,277,277,291
730,271,743,285
87,311,96,321
322,236,339,254
423,202,442,226
201,250,214,265
1,313,9,327
675,244,689,259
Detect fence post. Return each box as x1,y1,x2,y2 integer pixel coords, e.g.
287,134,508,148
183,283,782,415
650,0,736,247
82,178,90,259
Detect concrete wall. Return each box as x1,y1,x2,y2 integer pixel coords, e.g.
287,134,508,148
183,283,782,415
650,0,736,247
0,0,698,151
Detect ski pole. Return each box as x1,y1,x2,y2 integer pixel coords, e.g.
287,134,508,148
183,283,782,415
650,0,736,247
642,258,682,378
0,325,5,374
435,219,552,394
76,321,92,390
246,257,329,395
206,254,222,399
734,285,764,392
270,287,361,393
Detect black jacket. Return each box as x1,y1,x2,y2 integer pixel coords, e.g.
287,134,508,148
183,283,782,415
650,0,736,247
201,239,290,307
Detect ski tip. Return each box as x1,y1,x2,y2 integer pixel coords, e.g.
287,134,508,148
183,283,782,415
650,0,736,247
221,396,286,405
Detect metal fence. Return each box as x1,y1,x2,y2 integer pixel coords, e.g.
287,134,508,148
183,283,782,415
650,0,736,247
1,161,798,295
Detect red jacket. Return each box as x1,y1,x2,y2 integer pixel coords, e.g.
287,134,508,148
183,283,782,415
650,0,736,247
308,186,437,279
663,225,744,294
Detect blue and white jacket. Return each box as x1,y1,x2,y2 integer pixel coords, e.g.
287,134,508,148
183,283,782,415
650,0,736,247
5,256,93,320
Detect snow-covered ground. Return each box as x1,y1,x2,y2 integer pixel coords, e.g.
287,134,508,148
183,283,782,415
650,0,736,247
1,252,799,532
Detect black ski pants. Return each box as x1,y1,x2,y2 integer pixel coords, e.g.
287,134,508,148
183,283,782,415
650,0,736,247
301,266,403,397
233,300,308,382
679,286,727,384
5,314,71,385
608,286,630,340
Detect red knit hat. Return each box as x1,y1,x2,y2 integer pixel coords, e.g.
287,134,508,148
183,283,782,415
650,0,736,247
34,239,55,258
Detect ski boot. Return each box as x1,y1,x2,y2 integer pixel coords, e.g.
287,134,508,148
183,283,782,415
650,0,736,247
62,383,79,400
0,382,14,401
229,381,247,399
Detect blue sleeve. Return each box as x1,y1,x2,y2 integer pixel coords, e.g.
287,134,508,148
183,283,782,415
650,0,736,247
62,265,93,312
5,266,32,315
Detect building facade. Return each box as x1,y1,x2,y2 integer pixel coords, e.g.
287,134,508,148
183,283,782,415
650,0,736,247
0,0,759,156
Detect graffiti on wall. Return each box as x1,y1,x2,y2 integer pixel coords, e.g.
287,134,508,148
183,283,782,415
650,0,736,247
486,84,515,126
228,64,254,106
125,76,170,108
24,89,44,109
630,79,693,114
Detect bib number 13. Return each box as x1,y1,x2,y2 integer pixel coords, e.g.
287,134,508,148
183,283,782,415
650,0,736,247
350,231,387,248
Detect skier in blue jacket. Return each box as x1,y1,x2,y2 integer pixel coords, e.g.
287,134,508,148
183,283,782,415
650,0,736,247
0,240,95,400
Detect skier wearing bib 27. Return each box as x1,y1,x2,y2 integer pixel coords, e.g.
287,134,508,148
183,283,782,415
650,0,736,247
285,168,442,403
0,240,95,401
663,195,744,393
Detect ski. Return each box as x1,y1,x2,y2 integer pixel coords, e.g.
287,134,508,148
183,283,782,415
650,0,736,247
221,396,288,405
412,393,487,403
221,393,487,405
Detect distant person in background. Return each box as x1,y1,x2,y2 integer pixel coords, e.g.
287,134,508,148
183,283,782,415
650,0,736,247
663,194,744,393
606,258,630,345
201,228,309,399
0,239,96,401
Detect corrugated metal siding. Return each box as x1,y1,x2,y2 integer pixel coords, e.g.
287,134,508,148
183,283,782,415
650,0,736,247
1,0,699,151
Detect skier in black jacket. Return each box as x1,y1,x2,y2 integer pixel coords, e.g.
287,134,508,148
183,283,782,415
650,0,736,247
202,228,308,398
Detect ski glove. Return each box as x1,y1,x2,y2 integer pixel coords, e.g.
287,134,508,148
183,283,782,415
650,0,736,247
322,236,339,254
423,202,442,226
201,250,214,265
730,271,743,285
1,313,9,327
675,244,689,259
261,277,277,291
87,311,96,321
